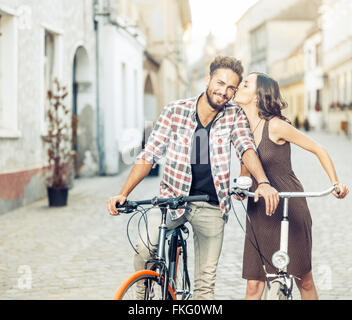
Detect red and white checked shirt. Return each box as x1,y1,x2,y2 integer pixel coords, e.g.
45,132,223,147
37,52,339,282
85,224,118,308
137,93,256,221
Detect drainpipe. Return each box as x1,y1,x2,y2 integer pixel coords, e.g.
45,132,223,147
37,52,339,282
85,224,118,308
93,0,106,175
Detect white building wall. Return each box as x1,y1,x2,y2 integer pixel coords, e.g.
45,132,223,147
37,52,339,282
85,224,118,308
0,0,97,174
0,7,19,139
100,24,145,174
0,0,98,214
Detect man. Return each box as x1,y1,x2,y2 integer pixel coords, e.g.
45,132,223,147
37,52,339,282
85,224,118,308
107,56,279,300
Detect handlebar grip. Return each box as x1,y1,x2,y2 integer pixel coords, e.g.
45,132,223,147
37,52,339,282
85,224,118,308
116,201,129,208
183,195,210,202
115,201,136,214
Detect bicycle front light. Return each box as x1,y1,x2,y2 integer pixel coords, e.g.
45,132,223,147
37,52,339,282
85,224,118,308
272,251,290,269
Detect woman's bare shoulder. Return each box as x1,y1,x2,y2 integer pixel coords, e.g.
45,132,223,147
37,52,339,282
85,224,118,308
268,117,293,143
268,117,292,131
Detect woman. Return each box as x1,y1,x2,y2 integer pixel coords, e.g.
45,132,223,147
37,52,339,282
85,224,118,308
233,72,349,300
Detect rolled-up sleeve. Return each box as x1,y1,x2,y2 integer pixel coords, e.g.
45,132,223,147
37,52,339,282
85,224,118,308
137,104,173,165
231,109,256,162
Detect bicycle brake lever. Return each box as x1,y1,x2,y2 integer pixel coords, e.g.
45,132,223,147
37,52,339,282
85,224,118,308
118,207,134,214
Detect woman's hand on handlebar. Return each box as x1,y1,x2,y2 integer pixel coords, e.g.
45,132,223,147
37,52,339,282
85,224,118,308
332,183,349,199
107,195,127,216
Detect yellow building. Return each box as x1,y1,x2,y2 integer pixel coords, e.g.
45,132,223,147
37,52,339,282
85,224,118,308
134,0,192,119
271,45,305,126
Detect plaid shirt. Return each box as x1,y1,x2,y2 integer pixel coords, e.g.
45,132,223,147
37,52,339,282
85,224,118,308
137,93,256,221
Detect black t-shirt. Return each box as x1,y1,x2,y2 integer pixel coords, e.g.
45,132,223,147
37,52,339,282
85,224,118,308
189,112,219,205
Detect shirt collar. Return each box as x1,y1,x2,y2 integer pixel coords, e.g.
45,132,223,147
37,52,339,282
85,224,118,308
191,92,230,121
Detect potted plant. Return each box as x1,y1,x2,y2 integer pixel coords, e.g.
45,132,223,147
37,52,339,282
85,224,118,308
43,79,77,207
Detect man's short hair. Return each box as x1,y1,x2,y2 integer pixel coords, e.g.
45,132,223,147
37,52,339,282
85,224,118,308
209,56,244,83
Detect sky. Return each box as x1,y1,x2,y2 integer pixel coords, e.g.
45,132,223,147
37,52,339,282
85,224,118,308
187,0,259,63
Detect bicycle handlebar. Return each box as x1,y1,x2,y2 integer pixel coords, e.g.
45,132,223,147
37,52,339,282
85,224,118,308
116,194,210,214
230,186,335,199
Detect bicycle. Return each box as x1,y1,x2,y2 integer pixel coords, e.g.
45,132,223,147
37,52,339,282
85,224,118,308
230,176,335,300
112,194,209,300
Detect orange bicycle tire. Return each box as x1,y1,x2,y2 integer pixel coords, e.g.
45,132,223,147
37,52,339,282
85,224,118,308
113,270,177,300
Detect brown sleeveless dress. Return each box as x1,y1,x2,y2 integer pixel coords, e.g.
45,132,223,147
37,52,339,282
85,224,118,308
242,120,312,281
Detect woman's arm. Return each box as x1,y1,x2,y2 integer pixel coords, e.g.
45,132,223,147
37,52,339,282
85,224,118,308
269,118,349,199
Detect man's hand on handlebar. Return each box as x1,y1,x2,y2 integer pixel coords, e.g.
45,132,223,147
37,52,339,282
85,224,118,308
107,195,127,216
254,183,279,216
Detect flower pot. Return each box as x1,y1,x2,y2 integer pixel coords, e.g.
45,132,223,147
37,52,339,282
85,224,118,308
47,187,68,207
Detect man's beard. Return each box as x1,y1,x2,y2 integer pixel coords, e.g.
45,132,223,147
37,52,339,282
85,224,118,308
206,88,229,111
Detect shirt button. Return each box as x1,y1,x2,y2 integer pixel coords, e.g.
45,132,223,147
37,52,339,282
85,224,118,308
218,138,223,144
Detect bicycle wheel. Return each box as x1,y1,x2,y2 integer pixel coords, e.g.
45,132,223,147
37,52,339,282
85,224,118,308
174,246,191,300
114,270,176,300
264,281,288,300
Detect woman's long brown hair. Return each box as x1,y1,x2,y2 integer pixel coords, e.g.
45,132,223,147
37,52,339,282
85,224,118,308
251,72,291,124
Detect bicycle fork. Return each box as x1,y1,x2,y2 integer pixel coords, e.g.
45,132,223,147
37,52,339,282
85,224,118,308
280,198,289,269
155,206,170,299
266,198,291,282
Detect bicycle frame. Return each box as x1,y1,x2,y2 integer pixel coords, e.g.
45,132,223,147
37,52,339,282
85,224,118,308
115,194,207,300
146,205,191,300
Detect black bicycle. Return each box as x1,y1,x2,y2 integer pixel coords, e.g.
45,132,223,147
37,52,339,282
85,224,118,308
113,194,209,300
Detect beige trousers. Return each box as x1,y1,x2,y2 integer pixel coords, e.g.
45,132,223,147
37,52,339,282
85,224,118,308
134,201,225,300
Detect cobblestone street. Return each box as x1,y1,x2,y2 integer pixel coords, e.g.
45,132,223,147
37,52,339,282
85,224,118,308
1,131,351,300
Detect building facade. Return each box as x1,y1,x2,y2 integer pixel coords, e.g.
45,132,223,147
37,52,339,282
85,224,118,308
234,0,301,75
320,0,352,134
234,0,322,126
0,0,98,215
138,0,192,117
303,27,324,130
271,45,305,125
235,0,351,134
95,0,146,174
0,0,192,215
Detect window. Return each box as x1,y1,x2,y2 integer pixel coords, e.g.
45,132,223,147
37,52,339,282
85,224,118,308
121,62,126,129
315,43,322,67
343,72,348,104
251,25,266,56
134,69,138,128
330,77,336,103
349,71,352,102
316,90,321,111
44,31,55,96
41,28,62,133
339,74,344,103
0,12,19,137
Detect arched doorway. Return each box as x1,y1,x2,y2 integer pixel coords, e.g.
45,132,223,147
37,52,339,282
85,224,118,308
72,46,95,178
